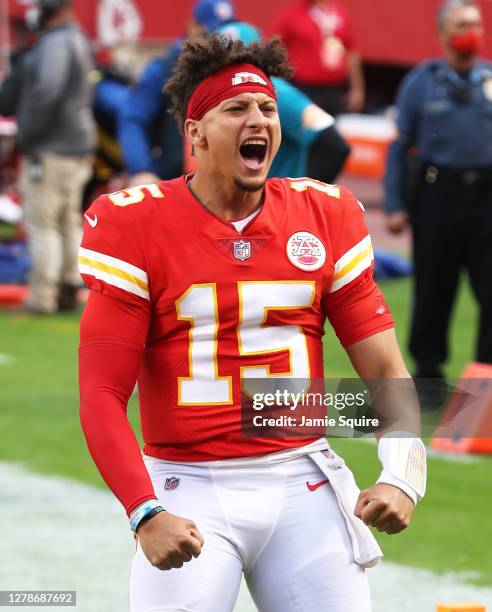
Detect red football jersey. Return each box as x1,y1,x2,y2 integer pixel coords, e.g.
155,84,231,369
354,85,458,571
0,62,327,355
80,176,393,461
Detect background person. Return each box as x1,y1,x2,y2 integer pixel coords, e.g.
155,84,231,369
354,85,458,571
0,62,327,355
383,0,492,380
118,0,235,186
0,3,38,118
82,47,134,210
269,0,365,116
15,0,95,313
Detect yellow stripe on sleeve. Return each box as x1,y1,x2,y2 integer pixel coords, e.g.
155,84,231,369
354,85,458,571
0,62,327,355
78,247,149,300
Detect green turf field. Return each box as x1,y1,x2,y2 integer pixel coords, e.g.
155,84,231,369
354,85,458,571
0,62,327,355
1,276,491,586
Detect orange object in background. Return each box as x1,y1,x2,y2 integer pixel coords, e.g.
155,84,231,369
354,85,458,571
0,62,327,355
336,114,396,180
0,284,28,306
436,603,486,612
342,135,392,179
431,362,492,455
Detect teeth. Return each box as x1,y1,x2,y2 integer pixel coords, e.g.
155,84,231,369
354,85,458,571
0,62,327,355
242,139,266,146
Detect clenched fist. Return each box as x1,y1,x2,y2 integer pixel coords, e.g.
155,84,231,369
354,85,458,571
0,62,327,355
354,483,414,535
137,511,204,570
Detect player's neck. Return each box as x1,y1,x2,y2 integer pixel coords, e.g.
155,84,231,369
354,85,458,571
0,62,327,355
188,173,264,221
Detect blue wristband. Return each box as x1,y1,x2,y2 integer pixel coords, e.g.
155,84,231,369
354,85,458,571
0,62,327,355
129,500,165,532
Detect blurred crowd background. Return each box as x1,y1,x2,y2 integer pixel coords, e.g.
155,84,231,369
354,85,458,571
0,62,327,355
1,0,492,383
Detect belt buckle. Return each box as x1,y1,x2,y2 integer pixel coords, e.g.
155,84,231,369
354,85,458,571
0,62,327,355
425,166,438,184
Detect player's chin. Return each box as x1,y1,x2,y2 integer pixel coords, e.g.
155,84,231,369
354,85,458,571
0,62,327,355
233,175,266,193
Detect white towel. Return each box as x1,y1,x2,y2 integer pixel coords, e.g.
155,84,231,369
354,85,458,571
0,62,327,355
309,448,383,569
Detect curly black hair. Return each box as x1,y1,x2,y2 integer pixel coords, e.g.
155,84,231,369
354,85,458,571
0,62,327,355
166,33,293,130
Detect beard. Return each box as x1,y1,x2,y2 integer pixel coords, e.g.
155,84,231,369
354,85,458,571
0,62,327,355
233,176,266,192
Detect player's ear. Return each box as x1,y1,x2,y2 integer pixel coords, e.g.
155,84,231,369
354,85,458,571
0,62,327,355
184,119,206,149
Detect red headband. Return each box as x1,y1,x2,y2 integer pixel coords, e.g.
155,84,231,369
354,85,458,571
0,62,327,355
186,63,277,121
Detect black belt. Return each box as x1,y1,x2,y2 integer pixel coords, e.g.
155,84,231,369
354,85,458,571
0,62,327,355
422,164,492,186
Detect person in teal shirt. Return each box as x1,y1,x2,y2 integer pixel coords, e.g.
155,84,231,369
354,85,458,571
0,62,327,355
217,21,350,181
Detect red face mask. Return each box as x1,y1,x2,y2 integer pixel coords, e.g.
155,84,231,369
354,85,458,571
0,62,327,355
449,28,484,55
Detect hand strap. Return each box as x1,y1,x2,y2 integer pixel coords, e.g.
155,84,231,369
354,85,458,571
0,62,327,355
376,433,427,504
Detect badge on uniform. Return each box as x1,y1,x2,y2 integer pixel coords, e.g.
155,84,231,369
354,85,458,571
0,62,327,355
164,476,180,490
286,231,326,271
483,77,492,101
233,239,251,261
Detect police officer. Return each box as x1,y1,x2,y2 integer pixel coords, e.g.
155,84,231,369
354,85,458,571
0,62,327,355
384,0,492,379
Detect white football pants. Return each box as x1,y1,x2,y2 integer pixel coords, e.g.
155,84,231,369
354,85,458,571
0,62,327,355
131,451,372,612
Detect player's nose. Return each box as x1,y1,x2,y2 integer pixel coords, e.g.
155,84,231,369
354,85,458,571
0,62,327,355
245,103,268,128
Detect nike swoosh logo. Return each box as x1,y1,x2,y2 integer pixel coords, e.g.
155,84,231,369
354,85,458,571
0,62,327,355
84,213,98,228
306,479,329,492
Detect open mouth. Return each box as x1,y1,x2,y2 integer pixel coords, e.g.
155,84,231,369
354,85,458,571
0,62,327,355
239,138,268,170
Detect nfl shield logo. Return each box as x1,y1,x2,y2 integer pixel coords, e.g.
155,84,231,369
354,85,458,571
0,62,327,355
233,239,251,261
165,477,180,491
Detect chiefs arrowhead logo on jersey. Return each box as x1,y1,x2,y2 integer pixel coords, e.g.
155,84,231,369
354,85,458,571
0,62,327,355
286,231,326,271
233,239,251,261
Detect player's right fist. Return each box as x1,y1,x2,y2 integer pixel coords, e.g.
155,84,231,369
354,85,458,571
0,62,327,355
137,511,204,571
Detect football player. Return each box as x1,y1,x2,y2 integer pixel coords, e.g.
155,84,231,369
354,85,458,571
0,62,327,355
79,34,426,612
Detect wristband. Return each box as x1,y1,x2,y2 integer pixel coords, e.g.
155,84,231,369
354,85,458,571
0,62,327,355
135,506,165,532
129,500,165,533
376,433,427,504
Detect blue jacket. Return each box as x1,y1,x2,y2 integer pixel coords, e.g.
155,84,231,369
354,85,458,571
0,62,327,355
118,40,183,179
384,58,492,213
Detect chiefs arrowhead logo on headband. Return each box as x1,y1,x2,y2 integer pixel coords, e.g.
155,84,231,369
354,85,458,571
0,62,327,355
186,63,277,121
231,72,268,86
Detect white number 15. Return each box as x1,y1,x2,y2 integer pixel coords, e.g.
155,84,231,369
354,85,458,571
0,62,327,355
176,282,315,405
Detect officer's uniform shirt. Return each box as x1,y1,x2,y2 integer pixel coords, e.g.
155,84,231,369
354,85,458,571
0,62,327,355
384,58,492,213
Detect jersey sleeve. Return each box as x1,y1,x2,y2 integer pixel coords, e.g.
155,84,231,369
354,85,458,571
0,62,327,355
322,186,394,347
79,193,150,306
79,291,155,515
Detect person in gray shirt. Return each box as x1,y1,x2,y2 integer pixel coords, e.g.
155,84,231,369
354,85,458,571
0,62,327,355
16,0,95,313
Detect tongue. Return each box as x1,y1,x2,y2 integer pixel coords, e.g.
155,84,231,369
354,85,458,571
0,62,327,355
240,143,266,170
241,155,262,170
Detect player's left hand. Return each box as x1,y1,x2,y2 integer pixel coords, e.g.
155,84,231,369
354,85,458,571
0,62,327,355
354,483,414,534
